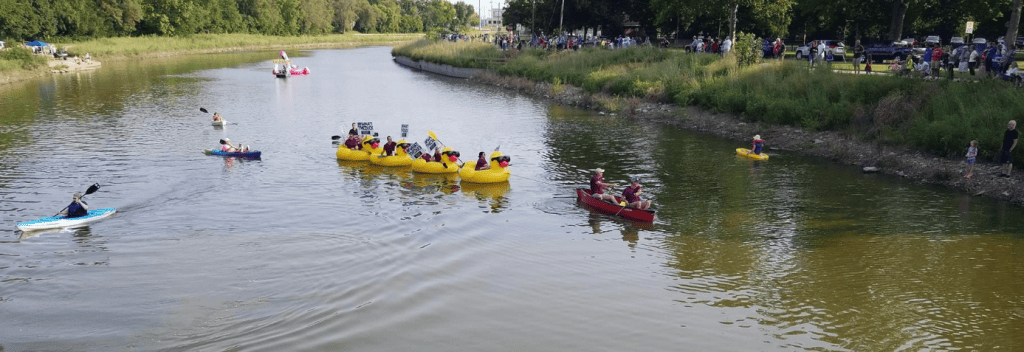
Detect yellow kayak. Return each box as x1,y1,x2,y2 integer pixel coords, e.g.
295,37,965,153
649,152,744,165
736,148,768,161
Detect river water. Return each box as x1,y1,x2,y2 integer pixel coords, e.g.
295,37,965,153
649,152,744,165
1,46,1023,351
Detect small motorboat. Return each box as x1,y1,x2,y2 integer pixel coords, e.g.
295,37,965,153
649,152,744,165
289,67,310,76
575,189,655,222
17,208,117,232
204,149,261,159
272,59,291,78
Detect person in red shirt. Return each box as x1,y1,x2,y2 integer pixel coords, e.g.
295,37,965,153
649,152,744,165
475,152,489,170
382,136,397,156
621,177,651,210
931,44,943,76
589,168,617,203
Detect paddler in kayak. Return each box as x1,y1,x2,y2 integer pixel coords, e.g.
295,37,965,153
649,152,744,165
749,135,765,155
382,136,397,156
475,152,489,170
58,192,89,218
212,112,223,124
590,168,617,203
343,130,362,150
220,138,249,152
622,176,651,210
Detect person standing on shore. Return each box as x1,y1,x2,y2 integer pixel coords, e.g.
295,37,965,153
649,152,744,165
965,140,978,178
853,40,865,74
1000,120,1018,177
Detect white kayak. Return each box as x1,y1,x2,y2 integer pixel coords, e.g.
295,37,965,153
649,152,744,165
17,208,117,231
212,120,227,126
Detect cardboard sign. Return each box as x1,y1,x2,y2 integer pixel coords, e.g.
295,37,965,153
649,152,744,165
401,124,409,138
424,136,438,151
357,122,374,136
407,142,425,159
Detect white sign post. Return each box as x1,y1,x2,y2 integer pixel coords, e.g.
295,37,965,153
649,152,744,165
357,122,375,136
407,143,425,159
424,136,438,152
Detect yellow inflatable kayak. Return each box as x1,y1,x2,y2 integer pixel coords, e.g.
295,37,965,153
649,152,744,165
736,148,768,161
411,148,461,174
459,151,511,183
369,139,414,167
336,136,378,161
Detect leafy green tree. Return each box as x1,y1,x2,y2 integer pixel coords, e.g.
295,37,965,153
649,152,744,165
96,0,145,36
420,0,456,31
299,0,334,34
355,0,380,32
204,0,246,33
331,0,362,33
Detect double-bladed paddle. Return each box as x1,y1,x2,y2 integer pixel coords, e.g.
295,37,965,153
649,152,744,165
54,183,101,216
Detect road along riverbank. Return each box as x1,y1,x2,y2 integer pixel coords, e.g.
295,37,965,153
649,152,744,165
393,51,1024,205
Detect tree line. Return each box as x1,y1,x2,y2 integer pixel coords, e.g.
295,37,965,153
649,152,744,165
0,0,479,40
503,0,1024,46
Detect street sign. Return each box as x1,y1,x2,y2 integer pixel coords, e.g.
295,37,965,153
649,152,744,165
966,21,975,34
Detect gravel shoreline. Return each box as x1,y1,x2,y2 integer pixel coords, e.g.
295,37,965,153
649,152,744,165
471,71,1024,205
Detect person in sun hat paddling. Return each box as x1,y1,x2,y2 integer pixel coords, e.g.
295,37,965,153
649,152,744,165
589,168,617,203
58,192,89,218
622,176,651,210
750,135,765,155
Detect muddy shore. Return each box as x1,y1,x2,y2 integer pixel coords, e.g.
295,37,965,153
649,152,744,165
471,71,1024,205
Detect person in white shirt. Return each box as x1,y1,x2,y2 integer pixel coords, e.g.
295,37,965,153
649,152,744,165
721,36,732,53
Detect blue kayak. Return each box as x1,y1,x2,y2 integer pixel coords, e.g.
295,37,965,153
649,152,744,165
17,208,117,231
204,149,261,158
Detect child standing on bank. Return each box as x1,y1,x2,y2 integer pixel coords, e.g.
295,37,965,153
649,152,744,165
965,140,978,178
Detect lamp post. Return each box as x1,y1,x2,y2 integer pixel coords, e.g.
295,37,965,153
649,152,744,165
532,0,536,36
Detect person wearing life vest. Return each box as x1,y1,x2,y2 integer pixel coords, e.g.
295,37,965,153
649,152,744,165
59,192,89,218
750,135,765,155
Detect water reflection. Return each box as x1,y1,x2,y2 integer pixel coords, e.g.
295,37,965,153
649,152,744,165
459,181,510,212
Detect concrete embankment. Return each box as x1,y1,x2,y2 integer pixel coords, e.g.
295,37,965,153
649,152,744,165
392,55,484,79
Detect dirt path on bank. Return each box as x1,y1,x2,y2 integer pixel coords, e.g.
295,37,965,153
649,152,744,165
472,71,1024,205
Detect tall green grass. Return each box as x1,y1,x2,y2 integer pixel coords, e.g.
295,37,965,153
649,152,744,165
388,39,1024,164
391,39,504,69
52,33,422,57
0,47,48,73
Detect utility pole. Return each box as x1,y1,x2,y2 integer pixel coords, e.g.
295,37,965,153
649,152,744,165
479,0,482,30
532,0,536,36
559,0,565,35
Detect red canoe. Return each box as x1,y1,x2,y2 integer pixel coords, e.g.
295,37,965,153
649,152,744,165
575,189,655,222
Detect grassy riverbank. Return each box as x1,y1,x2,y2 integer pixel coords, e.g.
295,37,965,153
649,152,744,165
1,33,422,76
395,39,1024,164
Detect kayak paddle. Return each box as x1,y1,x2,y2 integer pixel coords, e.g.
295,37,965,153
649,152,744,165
200,107,209,114
54,183,101,216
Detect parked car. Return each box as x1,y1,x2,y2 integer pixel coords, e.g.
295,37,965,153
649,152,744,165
973,38,988,53
865,41,914,63
950,37,965,46
923,35,941,46
795,40,845,61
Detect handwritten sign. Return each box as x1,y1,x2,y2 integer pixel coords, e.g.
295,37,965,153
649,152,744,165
424,136,438,151
407,142,425,159
357,122,374,136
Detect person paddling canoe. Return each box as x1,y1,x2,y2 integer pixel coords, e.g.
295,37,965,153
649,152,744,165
58,192,89,218
622,176,651,210
590,168,617,203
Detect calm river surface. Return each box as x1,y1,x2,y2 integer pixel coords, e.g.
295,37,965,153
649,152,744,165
2,46,1023,351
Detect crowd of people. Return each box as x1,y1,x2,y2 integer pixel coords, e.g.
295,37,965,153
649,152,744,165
884,41,1021,85
686,36,734,55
